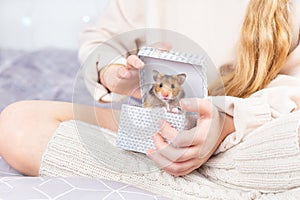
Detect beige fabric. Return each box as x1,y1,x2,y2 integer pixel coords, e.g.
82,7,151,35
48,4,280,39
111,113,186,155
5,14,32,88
40,111,300,199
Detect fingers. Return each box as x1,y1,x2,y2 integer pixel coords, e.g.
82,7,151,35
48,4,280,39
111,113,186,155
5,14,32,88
163,160,200,177
147,123,209,176
160,120,208,147
173,128,208,148
126,42,171,70
180,98,213,118
147,146,202,176
146,97,220,176
126,55,144,69
118,55,143,79
152,132,200,162
159,120,178,142
117,67,139,79
150,42,172,52
117,67,130,79
113,43,171,82
147,148,172,171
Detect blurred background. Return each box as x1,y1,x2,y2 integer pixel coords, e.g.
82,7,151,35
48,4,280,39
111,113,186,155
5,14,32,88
0,0,109,50
0,0,109,110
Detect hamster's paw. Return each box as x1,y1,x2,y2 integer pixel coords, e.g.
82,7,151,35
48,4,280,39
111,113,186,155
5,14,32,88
171,107,180,113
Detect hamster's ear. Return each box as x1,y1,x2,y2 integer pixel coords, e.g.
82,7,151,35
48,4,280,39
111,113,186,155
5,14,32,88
177,73,186,85
152,70,160,81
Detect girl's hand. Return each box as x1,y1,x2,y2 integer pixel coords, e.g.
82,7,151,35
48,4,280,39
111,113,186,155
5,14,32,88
100,55,144,99
146,98,234,176
99,42,172,99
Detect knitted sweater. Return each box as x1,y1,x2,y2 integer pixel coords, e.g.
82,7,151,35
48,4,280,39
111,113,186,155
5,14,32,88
40,112,300,199
79,0,300,152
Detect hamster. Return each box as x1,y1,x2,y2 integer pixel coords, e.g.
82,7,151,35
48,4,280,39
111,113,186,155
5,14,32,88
143,70,186,113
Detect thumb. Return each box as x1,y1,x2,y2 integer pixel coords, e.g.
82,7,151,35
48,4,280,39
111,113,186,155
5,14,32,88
180,98,213,118
150,42,172,51
127,55,144,69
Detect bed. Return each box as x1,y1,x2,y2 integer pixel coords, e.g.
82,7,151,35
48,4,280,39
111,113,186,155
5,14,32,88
0,48,169,199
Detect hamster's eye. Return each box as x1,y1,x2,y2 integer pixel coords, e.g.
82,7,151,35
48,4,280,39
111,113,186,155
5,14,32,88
171,84,175,89
159,83,163,88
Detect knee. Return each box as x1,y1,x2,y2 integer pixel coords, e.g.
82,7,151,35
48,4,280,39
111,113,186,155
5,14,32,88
0,101,31,141
0,101,39,175
0,101,26,141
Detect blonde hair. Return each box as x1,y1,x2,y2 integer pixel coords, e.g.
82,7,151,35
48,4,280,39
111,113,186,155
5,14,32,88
210,0,292,98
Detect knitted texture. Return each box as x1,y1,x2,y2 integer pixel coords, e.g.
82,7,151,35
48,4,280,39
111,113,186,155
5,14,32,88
203,111,300,192
39,111,300,199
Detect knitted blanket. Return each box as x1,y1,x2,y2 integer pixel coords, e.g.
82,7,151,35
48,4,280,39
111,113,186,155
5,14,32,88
40,111,300,199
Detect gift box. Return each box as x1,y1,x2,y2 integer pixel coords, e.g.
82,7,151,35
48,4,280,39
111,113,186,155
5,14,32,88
116,47,208,153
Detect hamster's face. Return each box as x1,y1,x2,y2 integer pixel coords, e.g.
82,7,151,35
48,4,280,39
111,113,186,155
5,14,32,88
154,77,181,101
152,70,186,101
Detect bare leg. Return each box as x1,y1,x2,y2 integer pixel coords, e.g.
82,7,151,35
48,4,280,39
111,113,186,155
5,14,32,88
0,100,118,176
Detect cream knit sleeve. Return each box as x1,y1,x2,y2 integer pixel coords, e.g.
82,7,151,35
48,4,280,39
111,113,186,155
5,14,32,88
78,0,145,102
213,74,300,153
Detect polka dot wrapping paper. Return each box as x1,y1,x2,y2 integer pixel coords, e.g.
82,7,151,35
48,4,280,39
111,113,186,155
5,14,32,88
116,104,186,153
116,47,207,154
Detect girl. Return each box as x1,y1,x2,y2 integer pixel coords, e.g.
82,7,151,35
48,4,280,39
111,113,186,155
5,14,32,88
0,0,299,198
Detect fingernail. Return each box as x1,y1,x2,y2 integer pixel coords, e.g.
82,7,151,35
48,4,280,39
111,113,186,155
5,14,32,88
119,68,129,78
152,133,158,140
146,149,155,157
135,59,144,68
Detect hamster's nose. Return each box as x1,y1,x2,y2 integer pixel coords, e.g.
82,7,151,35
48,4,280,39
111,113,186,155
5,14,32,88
161,91,169,97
